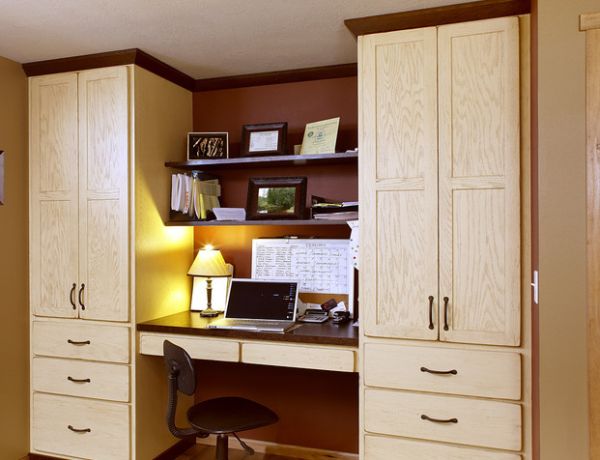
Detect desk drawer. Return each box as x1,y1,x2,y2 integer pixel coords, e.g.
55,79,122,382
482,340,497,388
32,393,130,460
364,389,521,451
33,320,130,363
364,435,521,460
242,342,356,372
33,357,129,402
364,343,521,400
139,332,239,362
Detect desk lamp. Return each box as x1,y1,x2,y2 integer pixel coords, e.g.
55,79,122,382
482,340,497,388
188,246,230,317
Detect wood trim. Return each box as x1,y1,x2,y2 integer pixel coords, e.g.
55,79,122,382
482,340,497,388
344,0,531,36
194,63,357,91
581,12,600,31
27,454,65,460
22,48,196,91
154,437,196,460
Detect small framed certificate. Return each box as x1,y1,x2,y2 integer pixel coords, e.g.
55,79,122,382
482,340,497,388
241,122,287,157
300,117,340,155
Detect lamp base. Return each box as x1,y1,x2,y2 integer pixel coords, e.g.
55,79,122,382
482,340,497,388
199,308,222,318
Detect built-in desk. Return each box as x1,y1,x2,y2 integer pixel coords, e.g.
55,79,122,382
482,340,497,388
137,311,359,373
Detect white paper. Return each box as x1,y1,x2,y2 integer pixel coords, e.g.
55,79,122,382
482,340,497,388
249,130,279,152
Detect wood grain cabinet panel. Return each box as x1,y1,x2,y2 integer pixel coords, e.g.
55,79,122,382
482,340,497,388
32,393,130,460
364,435,521,460
139,332,240,362
364,388,522,451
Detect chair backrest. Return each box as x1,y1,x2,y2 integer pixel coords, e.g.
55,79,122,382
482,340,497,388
163,340,196,396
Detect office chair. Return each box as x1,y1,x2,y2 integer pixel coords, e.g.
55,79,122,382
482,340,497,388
163,340,278,460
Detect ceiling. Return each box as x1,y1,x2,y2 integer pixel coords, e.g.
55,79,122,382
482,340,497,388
0,0,471,79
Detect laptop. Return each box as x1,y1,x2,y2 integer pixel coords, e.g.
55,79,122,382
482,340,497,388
207,279,298,333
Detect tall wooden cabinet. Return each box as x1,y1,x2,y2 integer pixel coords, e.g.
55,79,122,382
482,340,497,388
29,65,194,459
359,16,531,459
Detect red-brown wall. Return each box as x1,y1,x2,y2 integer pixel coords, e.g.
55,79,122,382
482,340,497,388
191,77,359,453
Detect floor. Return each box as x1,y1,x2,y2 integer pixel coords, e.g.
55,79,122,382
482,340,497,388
176,445,301,460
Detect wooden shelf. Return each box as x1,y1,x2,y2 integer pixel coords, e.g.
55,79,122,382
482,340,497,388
165,151,358,171
165,218,351,227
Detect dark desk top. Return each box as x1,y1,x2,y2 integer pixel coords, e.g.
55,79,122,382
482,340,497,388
137,311,358,347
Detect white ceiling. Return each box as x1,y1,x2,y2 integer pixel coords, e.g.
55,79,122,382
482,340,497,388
0,0,471,79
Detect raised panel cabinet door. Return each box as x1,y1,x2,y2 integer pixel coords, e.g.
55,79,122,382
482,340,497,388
359,27,439,340
78,67,130,322
438,17,521,345
30,73,79,318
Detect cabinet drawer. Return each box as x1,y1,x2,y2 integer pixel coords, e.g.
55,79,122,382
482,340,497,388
364,389,521,451
139,332,239,362
33,320,130,363
364,435,521,460
364,343,521,400
32,393,130,460
241,342,356,372
33,357,129,402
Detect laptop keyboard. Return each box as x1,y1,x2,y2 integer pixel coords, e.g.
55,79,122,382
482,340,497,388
209,320,293,332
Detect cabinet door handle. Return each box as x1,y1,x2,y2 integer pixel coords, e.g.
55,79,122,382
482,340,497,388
420,366,458,375
421,414,458,424
78,283,86,310
443,296,449,331
428,296,434,330
67,339,91,346
67,376,91,384
67,425,91,434
69,283,77,309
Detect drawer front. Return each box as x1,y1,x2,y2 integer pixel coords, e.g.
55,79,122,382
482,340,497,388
242,342,356,372
33,320,130,363
139,332,239,362
364,435,521,460
32,393,130,460
364,343,521,400
33,357,129,402
364,389,522,451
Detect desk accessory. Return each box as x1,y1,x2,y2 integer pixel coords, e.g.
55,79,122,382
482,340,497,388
188,246,232,317
332,310,350,325
298,309,329,323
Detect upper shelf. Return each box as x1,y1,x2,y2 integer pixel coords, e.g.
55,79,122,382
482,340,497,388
165,151,358,170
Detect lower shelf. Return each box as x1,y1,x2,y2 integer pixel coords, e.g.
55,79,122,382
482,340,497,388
166,218,351,226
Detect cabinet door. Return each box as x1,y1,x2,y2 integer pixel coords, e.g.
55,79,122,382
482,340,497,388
360,28,439,340
30,74,79,318
438,17,521,345
78,67,129,322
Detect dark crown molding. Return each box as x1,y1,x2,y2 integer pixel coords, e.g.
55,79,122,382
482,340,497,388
345,0,531,36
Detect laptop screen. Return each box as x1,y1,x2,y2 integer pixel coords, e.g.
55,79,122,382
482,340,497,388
225,279,297,321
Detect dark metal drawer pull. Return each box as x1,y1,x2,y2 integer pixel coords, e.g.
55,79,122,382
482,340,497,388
443,296,450,331
67,339,91,346
420,366,458,375
67,376,91,383
69,283,77,309
67,425,91,433
78,283,86,310
428,296,434,330
421,414,458,424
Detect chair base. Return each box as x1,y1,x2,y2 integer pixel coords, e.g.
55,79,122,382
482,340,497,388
216,434,229,460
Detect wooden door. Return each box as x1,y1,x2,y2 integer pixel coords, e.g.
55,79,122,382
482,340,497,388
360,27,439,340
78,67,129,322
30,73,79,318
438,17,521,346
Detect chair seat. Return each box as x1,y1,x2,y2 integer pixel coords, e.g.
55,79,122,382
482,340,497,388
187,396,278,434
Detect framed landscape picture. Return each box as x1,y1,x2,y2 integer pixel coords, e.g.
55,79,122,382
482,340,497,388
246,176,307,220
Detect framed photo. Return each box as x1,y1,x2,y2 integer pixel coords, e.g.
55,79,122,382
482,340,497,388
241,122,287,157
246,177,307,220
187,132,228,160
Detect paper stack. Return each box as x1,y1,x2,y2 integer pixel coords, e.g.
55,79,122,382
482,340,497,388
171,173,221,220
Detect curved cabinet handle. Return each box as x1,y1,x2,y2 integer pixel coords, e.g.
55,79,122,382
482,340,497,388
420,366,458,375
67,376,91,384
428,296,434,330
443,296,449,331
421,414,458,424
69,283,77,310
67,339,91,346
67,425,91,434
78,283,86,310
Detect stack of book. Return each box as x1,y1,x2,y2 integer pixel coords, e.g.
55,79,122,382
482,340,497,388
311,195,358,221
171,173,221,220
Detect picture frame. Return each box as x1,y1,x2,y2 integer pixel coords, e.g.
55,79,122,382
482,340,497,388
241,122,287,157
187,132,228,160
246,176,307,220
